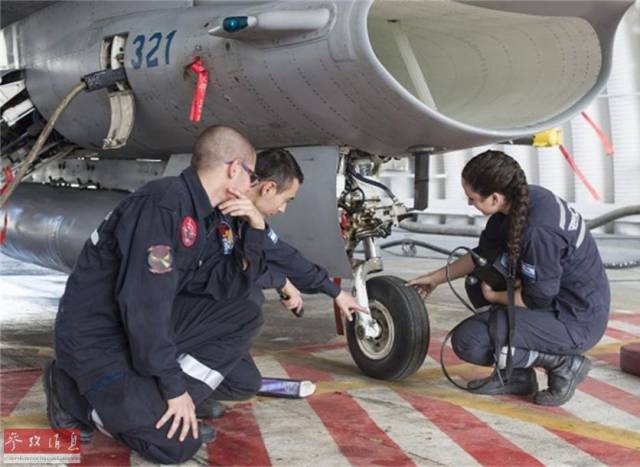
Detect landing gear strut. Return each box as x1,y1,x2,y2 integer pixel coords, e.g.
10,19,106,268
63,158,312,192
338,150,430,380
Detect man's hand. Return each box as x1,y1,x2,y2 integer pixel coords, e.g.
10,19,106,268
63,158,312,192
220,189,265,230
334,290,369,322
279,279,304,313
156,392,198,442
406,274,439,301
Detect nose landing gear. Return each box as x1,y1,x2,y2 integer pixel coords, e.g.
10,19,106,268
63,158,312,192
347,275,429,380
338,150,430,380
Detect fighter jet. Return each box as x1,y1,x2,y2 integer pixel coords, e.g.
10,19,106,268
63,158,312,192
0,0,633,380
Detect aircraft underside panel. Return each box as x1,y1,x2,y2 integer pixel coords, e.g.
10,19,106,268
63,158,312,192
1,147,353,278
4,0,632,157
266,146,352,278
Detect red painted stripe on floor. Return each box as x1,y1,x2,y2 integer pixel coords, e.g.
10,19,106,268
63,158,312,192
78,433,131,466
208,403,271,467
0,368,41,417
550,429,640,466
579,377,640,418
428,335,463,368
592,351,620,367
295,341,348,354
279,360,334,383
609,313,640,325
503,396,640,465
400,390,543,467
605,327,638,341
282,362,415,466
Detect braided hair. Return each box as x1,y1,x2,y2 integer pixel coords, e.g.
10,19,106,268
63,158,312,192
462,150,529,274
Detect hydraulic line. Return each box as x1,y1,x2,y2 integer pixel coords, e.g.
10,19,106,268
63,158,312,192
351,171,397,201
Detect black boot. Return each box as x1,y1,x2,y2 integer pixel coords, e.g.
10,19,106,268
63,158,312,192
196,397,226,419
198,423,217,444
532,353,591,406
43,360,94,442
467,368,538,395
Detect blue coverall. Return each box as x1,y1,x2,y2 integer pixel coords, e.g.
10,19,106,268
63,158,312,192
53,166,267,463
452,185,610,368
214,225,341,400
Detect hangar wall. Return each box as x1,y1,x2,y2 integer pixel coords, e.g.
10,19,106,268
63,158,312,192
383,3,639,235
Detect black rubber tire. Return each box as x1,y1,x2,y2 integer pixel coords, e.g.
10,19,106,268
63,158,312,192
346,275,430,380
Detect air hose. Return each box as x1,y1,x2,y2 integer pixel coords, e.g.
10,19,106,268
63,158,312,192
437,247,515,392
391,232,640,270
0,81,86,209
0,68,127,210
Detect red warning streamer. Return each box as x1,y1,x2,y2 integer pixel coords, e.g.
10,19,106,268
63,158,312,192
189,58,209,122
0,166,14,245
559,144,601,201
0,211,8,245
0,166,14,195
581,111,614,156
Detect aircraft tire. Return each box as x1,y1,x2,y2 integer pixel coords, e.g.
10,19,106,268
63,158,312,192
346,275,430,380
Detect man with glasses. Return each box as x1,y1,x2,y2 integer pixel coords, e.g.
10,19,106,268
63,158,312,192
45,126,270,464
195,147,367,418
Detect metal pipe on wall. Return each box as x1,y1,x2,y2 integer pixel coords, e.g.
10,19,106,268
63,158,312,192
608,8,640,235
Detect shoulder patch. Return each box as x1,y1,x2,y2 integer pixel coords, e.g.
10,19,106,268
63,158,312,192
180,216,198,248
521,261,536,280
148,245,173,274
267,228,279,245
217,221,235,255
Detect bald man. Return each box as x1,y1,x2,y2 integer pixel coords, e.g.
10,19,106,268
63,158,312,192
45,126,268,463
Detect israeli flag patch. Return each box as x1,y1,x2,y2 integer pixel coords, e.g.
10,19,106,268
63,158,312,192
267,228,279,245
521,261,536,280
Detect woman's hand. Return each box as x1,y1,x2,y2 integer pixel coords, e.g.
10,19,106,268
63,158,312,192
156,392,198,442
406,274,439,301
481,280,524,306
480,282,497,303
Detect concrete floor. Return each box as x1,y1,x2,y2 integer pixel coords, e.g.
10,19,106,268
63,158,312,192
1,241,640,466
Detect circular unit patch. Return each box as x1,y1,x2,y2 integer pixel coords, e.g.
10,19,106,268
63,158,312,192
181,216,198,248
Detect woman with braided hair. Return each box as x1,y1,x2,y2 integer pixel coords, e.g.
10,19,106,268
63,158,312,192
408,150,610,406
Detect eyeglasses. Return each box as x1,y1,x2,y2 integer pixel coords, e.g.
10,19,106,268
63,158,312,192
225,160,260,185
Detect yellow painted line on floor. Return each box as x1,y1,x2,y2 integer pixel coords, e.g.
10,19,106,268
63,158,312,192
1,414,49,429
0,344,54,356
587,339,640,355
270,349,640,451
305,378,640,451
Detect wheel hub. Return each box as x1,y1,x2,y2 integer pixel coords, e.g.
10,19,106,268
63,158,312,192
355,299,395,360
